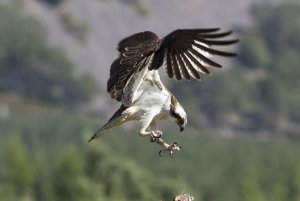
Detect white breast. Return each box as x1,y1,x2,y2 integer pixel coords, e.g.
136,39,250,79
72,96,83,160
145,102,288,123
135,80,169,107
126,79,168,120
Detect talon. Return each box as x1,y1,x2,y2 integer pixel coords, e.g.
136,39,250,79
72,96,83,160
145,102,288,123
158,142,183,157
172,142,183,151
150,130,162,142
150,136,157,142
153,130,162,138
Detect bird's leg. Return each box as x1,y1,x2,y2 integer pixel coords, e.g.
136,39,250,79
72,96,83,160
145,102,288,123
144,71,165,91
148,121,163,142
139,126,162,139
154,80,165,91
139,115,162,139
155,138,183,157
153,71,165,91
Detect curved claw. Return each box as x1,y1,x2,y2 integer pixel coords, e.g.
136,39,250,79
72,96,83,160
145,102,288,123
158,142,183,157
150,135,160,142
172,142,184,151
150,137,156,142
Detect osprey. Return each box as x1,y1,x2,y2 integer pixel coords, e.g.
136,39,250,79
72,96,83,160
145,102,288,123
89,28,238,156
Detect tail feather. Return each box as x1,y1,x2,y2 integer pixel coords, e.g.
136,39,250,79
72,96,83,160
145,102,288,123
88,105,128,142
88,126,106,142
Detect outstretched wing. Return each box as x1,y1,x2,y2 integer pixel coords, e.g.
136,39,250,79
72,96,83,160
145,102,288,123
150,28,239,80
107,31,160,104
107,28,238,103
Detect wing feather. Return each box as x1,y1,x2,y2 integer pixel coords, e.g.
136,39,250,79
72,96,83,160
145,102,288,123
169,48,182,80
107,28,238,102
172,40,201,80
182,53,201,79
107,31,160,102
166,48,175,79
196,38,239,46
193,42,237,57
122,58,150,106
197,30,233,38
176,54,191,80
150,28,238,80
186,50,211,74
189,46,221,68
171,43,191,80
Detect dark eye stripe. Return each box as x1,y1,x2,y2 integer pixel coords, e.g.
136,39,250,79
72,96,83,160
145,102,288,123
170,108,184,124
170,95,184,124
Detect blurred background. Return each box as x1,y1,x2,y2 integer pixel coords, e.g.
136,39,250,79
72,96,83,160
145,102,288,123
1,0,300,201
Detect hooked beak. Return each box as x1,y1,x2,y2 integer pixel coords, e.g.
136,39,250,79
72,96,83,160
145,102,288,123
180,126,185,132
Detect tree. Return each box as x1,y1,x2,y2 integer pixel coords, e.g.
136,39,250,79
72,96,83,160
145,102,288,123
1,137,34,195
0,6,97,107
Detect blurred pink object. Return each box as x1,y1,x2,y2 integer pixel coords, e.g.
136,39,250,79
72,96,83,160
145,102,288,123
173,193,194,201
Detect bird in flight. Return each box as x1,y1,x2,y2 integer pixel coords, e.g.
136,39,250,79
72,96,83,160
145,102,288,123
89,28,238,156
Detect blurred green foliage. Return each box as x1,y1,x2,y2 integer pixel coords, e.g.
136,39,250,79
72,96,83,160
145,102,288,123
1,110,300,201
0,6,97,107
0,109,186,201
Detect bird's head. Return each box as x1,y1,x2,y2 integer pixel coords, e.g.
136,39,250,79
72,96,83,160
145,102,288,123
170,98,187,132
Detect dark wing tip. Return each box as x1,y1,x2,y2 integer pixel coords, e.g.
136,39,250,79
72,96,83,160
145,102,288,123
200,38,239,46
152,27,238,81
192,27,220,32
198,30,233,38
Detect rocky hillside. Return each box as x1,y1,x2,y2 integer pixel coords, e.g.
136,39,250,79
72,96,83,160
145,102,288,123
0,0,281,112
12,0,279,85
